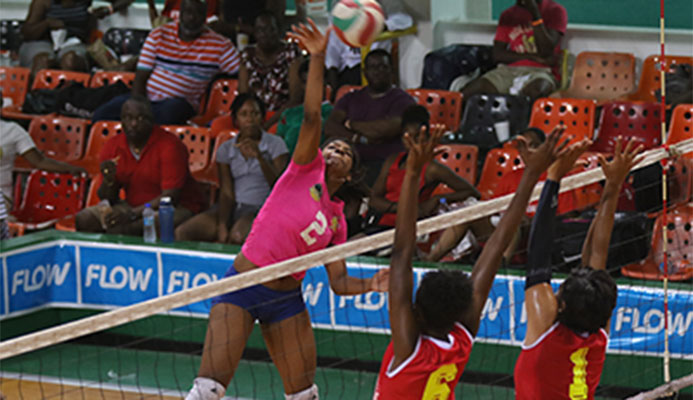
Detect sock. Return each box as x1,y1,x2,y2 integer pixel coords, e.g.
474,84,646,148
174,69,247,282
285,384,319,400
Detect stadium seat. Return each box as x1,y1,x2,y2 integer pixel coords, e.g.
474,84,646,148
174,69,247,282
89,71,136,88
591,101,662,153
192,129,238,186
334,85,361,103
102,27,150,57
459,94,532,147
668,157,693,206
623,55,693,103
191,79,239,126
15,115,89,171
406,88,463,131
666,104,693,159
162,126,212,174
31,69,91,90
12,170,87,227
432,144,478,196
72,121,123,175
529,98,596,145
7,221,25,238
0,66,30,118
0,19,23,53
476,146,524,200
552,51,636,103
621,203,693,281
55,175,126,231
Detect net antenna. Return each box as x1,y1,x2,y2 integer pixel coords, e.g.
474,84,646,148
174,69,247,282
0,139,692,362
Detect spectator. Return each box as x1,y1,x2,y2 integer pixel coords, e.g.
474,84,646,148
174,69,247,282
75,96,206,235
461,0,567,102
324,49,415,185
175,94,289,243
238,11,302,130
367,106,492,249
91,0,241,125
276,58,333,156
147,0,220,29
0,118,86,209
215,0,305,39
19,0,133,76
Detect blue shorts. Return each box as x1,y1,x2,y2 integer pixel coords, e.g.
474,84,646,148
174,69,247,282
212,265,306,324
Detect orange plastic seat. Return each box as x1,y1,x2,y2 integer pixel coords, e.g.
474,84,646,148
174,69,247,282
55,175,126,231
334,85,361,103
72,121,123,176
162,125,212,173
192,129,238,185
621,204,693,281
529,98,596,145
31,69,91,90
553,51,636,103
15,115,89,171
624,55,693,103
432,144,478,196
191,79,238,126
666,104,693,159
0,66,30,112
7,221,26,238
12,171,87,226
407,89,463,131
89,71,136,88
592,101,662,153
476,146,524,200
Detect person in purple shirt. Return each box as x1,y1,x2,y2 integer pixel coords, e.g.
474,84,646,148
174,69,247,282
324,49,415,185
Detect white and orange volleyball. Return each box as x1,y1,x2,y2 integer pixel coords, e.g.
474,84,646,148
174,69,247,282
331,0,385,48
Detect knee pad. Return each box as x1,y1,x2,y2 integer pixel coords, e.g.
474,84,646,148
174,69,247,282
285,384,319,400
185,377,225,400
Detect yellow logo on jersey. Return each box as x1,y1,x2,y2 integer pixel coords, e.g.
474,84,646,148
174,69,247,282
310,185,321,202
331,216,339,233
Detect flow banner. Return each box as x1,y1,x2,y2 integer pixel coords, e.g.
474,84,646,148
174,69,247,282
1,241,691,358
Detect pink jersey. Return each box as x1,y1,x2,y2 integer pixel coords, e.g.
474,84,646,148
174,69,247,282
373,323,474,400
242,150,347,280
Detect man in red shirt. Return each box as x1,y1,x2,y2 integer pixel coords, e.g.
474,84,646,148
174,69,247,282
514,137,643,399
462,0,567,102
373,123,571,399
76,96,205,235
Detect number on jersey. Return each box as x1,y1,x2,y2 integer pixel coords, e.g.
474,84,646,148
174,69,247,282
300,211,328,246
421,363,457,399
569,347,589,400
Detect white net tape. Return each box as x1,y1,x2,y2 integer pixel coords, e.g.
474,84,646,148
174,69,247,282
0,138,691,361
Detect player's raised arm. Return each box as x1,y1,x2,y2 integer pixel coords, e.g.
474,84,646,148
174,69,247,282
460,126,569,336
523,139,591,344
581,137,644,271
388,125,445,366
287,19,329,165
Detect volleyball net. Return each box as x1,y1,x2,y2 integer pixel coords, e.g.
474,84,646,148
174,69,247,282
1,138,692,399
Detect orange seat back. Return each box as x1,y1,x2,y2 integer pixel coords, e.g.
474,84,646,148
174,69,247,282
0,66,30,109
162,125,212,173
31,69,91,90
476,146,524,200
12,171,87,223
334,85,361,103
193,130,238,185
196,79,239,124
627,55,693,103
592,101,662,153
564,52,636,101
89,71,136,88
432,144,478,195
27,115,89,161
666,104,693,159
407,89,463,131
529,98,596,145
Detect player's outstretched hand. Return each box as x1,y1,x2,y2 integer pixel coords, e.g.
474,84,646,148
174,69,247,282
287,18,329,55
547,138,592,181
597,136,645,186
403,124,445,173
517,125,570,177
369,268,390,292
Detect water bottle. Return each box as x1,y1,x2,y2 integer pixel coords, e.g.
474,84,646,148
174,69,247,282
159,196,175,243
142,203,156,243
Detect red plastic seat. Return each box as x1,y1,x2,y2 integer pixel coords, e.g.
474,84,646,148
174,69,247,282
15,115,89,171
432,144,478,196
621,204,693,281
529,98,596,145
553,51,636,103
624,55,693,103
0,66,30,113
72,121,123,176
191,79,238,126
12,170,87,226
31,69,91,90
192,129,238,186
162,125,212,173
89,71,136,88
591,101,662,153
407,89,463,131
666,104,693,160
334,85,361,103
476,146,525,200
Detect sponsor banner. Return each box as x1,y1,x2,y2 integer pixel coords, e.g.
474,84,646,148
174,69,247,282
1,242,691,357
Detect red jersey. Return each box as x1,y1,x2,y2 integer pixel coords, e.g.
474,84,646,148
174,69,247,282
514,323,608,400
100,126,206,213
378,152,432,227
373,323,474,400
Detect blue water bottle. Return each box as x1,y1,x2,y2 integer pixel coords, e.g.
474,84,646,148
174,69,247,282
159,196,175,243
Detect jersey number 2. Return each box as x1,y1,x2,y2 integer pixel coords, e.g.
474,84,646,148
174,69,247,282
300,211,328,246
569,347,589,400
422,363,457,400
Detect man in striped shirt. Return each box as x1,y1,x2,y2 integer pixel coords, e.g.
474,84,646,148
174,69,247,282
92,0,240,125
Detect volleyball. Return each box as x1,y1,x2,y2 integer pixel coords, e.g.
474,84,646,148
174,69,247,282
331,0,385,48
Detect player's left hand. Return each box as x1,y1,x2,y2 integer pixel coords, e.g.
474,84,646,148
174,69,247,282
369,268,390,292
547,138,592,181
404,123,445,173
287,18,329,55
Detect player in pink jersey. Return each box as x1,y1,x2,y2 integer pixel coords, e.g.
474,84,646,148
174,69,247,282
514,137,644,400
373,122,574,400
185,20,388,400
